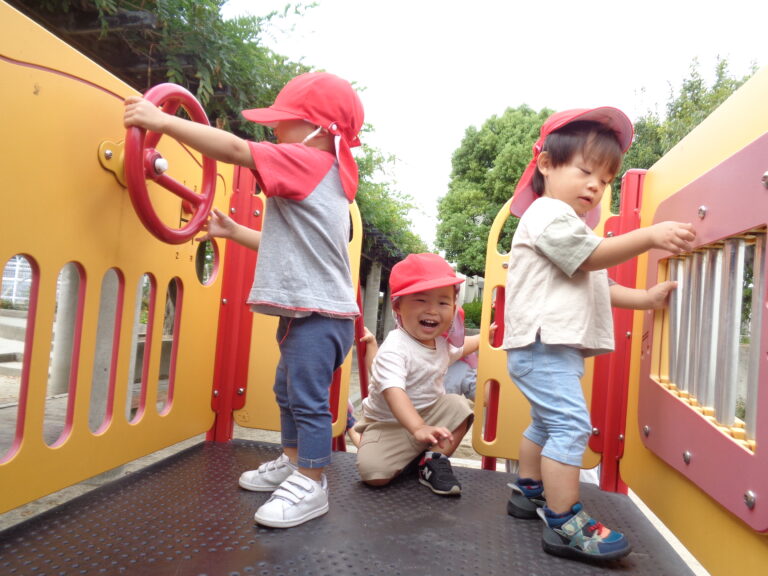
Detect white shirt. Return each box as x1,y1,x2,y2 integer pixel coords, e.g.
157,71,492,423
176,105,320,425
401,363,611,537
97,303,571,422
362,328,464,422
501,197,614,357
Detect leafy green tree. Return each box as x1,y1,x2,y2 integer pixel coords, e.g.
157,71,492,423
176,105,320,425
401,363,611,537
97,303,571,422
436,105,550,276
17,0,425,253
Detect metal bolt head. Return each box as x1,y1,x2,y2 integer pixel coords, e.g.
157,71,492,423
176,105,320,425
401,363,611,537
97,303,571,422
683,450,692,464
213,389,219,397
236,388,245,395
606,231,614,237
643,425,650,437
104,149,113,160
221,298,228,305
230,207,237,214
762,171,768,189
618,434,625,442
253,210,261,217
591,427,600,436
744,490,756,510
697,206,708,219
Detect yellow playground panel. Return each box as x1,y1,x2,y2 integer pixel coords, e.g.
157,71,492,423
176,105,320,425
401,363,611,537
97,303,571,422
0,1,358,513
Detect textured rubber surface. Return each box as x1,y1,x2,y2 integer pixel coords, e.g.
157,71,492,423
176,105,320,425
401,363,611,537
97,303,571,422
0,440,696,575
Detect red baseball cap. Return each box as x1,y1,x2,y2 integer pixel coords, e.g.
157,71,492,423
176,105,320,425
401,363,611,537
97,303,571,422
242,72,364,201
509,107,634,228
390,253,464,298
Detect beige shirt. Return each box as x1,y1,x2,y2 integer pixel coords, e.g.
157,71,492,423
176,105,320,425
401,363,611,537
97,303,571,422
362,328,464,422
502,197,614,357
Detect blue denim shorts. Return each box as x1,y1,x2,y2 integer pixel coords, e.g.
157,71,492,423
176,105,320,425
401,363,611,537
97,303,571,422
506,338,591,467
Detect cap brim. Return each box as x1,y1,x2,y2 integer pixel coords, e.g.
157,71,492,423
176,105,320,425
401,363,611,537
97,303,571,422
241,106,304,127
565,107,634,152
391,277,464,298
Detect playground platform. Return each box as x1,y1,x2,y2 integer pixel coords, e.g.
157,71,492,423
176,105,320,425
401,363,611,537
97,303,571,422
0,440,699,576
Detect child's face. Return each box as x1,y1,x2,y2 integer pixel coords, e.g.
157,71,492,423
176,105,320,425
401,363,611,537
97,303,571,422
273,119,319,144
538,151,615,218
395,285,456,347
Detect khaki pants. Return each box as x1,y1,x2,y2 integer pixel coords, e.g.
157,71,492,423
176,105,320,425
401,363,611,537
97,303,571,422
354,394,474,482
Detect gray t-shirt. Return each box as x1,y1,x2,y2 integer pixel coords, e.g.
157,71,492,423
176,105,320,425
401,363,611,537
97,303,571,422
245,142,358,318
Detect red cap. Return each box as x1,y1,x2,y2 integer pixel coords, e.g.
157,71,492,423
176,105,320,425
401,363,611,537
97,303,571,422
510,107,633,228
242,72,364,201
390,253,464,298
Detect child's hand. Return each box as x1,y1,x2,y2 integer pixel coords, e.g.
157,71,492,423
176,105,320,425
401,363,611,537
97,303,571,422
124,96,166,132
360,327,375,344
650,221,696,254
413,424,453,448
645,280,678,309
196,209,238,242
489,322,498,344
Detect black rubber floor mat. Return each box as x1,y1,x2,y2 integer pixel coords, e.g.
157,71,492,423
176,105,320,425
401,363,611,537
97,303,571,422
0,440,696,575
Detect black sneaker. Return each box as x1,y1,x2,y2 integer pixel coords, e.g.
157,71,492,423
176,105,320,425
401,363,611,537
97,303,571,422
418,453,461,496
507,480,546,519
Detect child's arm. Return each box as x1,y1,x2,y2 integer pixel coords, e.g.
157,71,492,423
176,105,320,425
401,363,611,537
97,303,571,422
196,208,261,251
581,221,696,272
359,328,378,374
382,388,453,447
611,280,677,310
460,322,497,356
124,96,254,168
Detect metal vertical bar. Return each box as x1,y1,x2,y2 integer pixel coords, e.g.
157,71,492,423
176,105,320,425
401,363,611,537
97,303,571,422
675,256,694,393
687,252,703,401
699,248,721,409
667,258,681,385
745,234,765,440
714,238,745,425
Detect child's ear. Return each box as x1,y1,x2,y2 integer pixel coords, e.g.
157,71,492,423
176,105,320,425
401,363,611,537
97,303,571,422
536,151,552,175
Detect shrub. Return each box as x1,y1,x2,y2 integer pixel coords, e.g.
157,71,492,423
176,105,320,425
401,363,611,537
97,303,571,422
462,299,483,329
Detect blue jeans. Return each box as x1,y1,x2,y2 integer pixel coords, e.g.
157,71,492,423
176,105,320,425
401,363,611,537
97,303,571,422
274,315,354,469
506,338,591,467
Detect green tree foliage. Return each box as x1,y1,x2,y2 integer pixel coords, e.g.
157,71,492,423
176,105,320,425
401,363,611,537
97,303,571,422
438,60,754,275
22,0,425,253
436,105,551,276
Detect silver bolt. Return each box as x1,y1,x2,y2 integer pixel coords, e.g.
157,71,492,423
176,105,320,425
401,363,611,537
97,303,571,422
698,206,708,219
592,427,600,436
618,434,625,442
221,298,228,305
626,331,631,339
643,425,650,437
213,390,219,397
606,231,614,237
230,207,237,214
683,450,692,464
253,210,261,217
104,149,113,160
744,490,756,509
762,171,768,189
236,388,245,395
502,262,509,269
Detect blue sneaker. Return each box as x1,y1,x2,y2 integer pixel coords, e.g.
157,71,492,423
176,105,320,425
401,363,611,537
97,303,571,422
538,503,631,561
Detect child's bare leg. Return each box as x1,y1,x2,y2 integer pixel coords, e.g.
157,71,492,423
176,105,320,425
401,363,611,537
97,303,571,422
517,436,543,479
431,417,469,457
541,456,580,513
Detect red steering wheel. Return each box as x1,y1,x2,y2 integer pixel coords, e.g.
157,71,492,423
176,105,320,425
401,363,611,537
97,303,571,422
124,83,217,244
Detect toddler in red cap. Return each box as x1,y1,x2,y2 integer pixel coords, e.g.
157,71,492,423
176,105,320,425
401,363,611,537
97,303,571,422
502,108,697,561
125,72,364,529
355,253,485,496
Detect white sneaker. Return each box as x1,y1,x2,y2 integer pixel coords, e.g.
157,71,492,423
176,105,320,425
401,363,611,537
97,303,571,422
254,471,329,528
239,453,296,492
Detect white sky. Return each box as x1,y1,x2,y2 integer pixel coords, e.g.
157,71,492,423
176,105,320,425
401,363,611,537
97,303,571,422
222,0,767,249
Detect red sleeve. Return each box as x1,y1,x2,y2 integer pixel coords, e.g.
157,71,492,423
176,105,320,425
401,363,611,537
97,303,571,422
247,141,335,201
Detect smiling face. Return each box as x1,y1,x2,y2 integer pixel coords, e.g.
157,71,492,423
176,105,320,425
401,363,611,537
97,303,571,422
538,151,616,218
394,285,456,348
